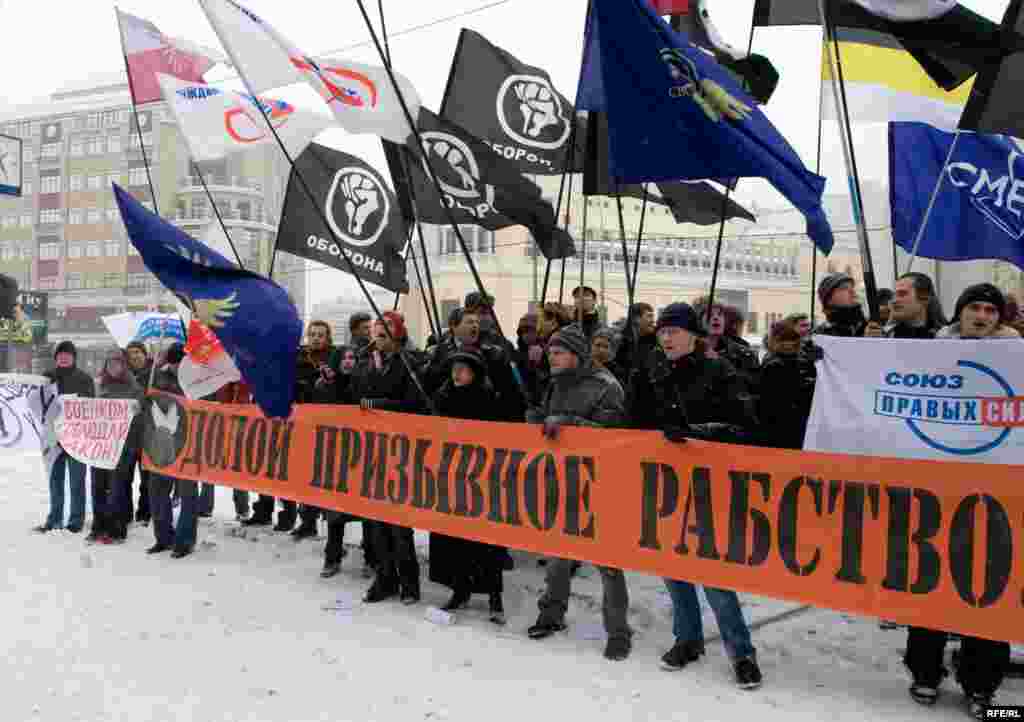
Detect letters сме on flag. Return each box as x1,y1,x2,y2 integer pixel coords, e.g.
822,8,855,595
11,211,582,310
158,74,332,162
804,336,1024,464
277,143,410,294
889,121,1024,268
199,0,420,144
578,0,832,253
113,184,302,419
116,8,222,105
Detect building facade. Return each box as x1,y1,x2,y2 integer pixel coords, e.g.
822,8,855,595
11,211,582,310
0,72,305,374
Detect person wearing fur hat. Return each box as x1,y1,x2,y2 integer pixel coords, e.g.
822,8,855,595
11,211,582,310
428,348,508,624
813,273,883,338
524,325,632,662
631,303,762,690
87,350,143,544
34,340,96,534
936,283,1021,340
757,321,816,450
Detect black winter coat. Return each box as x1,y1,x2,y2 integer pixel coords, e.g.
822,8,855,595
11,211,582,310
757,353,817,450
347,349,428,414
45,365,95,398
295,346,333,404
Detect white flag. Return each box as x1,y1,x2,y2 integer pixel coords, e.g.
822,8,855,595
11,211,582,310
199,0,421,144
849,0,959,22
804,337,1024,465
158,74,332,162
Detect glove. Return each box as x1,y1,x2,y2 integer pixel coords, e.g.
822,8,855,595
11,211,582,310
542,415,571,440
360,398,379,411
663,426,689,444
805,343,824,362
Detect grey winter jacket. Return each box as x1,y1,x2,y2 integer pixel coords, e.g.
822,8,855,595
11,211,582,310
527,364,626,429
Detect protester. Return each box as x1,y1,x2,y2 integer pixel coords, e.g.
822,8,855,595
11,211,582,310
631,303,762,689
524,325,632,661
783,313,812,339
590,326,626,386
1005,293,1024,336
614,301,658,382
124,341,152,524
693,297,760,394
885,273,946,339
349,312,372,347
34,341,95,534
349,312,426,603
903,284,1012,717
514,312,547,407
757,321,816,450
814,273,880,338
87,350,143,544
217,380,254,521
571,285,601,339
146,343,198,558
279,320,335,539
428,348,507,624
877,287,894,326
937,283,1021,340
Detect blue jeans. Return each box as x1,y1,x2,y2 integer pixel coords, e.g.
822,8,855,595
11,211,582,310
664,580,756,661
174,479,199,550
149,475,198,549
47,451,87,530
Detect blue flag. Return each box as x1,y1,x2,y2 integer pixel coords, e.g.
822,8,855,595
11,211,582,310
890,122,1024,268
135,315,186,343
113,185,302,418
576,0,833,253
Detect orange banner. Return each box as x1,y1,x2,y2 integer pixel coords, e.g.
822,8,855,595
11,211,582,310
142,392,1024,643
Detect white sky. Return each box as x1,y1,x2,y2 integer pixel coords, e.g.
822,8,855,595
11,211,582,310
0,0,1009,307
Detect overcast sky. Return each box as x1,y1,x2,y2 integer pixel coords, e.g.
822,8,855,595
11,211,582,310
0,0,1009,308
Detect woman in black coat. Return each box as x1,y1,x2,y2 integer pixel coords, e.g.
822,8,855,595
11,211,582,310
428,348,507,624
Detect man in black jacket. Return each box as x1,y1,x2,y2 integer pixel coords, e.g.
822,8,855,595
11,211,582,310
35,340,95,533
813,273,883,339
885,273,947,339
631,303,763,691
125,341,153,523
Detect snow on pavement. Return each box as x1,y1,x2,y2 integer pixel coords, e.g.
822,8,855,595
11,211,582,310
3,451,1021,722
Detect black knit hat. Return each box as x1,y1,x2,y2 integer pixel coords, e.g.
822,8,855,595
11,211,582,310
655,303,706,336
954,283,1006,323
818,273,854,307
549,324,590,360
448,348,488,378
54,340,77,359
165,342,186,365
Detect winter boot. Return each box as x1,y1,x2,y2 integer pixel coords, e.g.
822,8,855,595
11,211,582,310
660,640,706,671
441,588,472,612
291,520,317,540
528,614,567,640
364,577,399,604
489,593,506,626
734,657,763,690
604,636,632,662
967,692,994,720
320,560,341,579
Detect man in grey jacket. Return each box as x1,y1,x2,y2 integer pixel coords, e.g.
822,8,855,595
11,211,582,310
524,325,632,661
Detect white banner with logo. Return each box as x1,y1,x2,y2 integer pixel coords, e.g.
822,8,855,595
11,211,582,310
0,374,60,455
55,397,139,469
804,337,1024,464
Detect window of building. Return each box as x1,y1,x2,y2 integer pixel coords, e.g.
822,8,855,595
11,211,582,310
0,244,13,261
87,208,101,224
68,174,82,191
68,209,82,225
40,175,61,194
39,243,60,260
106,208,118,222
39,209,63,224
128,167,148,186
103,272,121,287
69,141,83,157
87,175,102,190
105,240,120,257
107,135,121,154
236,201,251,220
66,273,83,289
68,243,82,259
20,244,33,260
2,216,14,228
118,109,130,124
40,143,59,159
102,110,117,127
38,277,57,290
86,113,99,130
22,180,32,196
20,214,31,228
191,196,207,218
128,273,148,288
87,138,104,156
86,241,101,258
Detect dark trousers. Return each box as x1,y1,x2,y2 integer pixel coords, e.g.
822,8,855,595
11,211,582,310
904,626,1009,696
325,515,349,565
91,457,134,538
252,495,274,521
280,500,320,527
369,521,419,592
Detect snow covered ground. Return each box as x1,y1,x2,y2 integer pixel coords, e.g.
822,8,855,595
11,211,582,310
4,450,1021,722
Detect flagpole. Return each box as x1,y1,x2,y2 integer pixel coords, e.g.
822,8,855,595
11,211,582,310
192,163,246,269
204,2,437,414
398,235,440,343
818,0,881,322
354,0,509,346
544,113,580,307
630,186,649,298
811,52,825,328
904,131,962,275
539,259,553,308
577,194,589,325
614,191,635,308
115,9,161,216
559,170,576,304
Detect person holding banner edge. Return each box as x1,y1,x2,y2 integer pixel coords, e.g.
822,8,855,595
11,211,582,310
125,341,153,524
35,341,95,535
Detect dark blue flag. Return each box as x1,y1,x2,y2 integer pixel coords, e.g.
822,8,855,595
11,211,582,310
576,0,833,253
113,185,302,419
890,122,1024,268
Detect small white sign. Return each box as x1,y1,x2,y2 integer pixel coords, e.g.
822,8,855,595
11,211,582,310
0,134,23,197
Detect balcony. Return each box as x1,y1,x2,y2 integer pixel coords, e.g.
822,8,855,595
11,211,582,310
178,175,264,194
171,209,275,228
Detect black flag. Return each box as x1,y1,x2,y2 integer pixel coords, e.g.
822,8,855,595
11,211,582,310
277,143,409,293
394,109,576,260
959,0,1024,139
440,28,585,176
582,112,755,226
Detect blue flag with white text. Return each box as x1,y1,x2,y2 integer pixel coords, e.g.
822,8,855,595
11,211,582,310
576,0,833,253
890,122,1024,268
113,185,302,418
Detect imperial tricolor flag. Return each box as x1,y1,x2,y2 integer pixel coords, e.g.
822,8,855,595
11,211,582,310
113,184,302,418
116,8,223,105
199,0,420,144
578,0,833,253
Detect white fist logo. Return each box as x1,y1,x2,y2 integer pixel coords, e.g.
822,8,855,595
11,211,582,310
325,167,391,248
339,172,380,236
497,74,570,151
428,138,477,196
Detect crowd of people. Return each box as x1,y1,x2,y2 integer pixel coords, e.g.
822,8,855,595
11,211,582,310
31,272,1023,717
